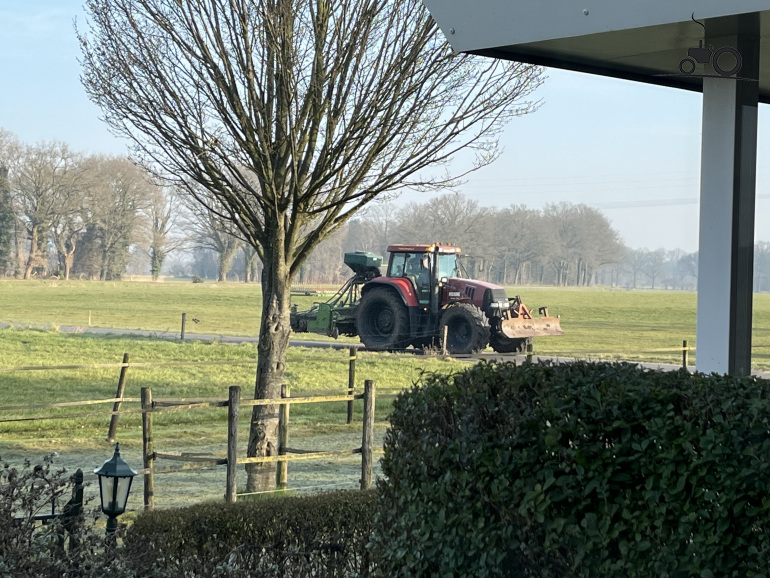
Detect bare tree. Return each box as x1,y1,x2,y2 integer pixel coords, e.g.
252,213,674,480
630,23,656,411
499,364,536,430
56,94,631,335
571,205,624,286
484,205,544,285
542,203,582,286
242,243,260,283
395,193,487,249
50,202,88,280
0,130,18,276
13,142,84,279
624,248,648,289
183,192,243,282
74,156,152,280
79,0,542,490
644,248,666,290
145,186,184,281
345,200,399,257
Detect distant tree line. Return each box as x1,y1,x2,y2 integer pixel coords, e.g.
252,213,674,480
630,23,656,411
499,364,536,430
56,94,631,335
2,128,767,291
297,193,705,291
0,130,238,282
0,130,175,280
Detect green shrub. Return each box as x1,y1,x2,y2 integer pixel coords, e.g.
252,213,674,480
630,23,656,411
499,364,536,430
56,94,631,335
191,275,204,283
372,361,770,577
123,490,377,577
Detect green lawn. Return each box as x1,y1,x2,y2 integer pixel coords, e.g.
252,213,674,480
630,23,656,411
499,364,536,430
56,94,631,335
5,279,770,366
0,327,465,507
3,280,770,507
0,328,461,452
505,286,770,368
0,279,265,336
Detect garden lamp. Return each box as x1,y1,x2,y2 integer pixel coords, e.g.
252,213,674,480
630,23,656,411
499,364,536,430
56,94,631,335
94,443,137,535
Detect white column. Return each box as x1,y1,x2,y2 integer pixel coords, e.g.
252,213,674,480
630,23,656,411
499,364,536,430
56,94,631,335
696,20,759,376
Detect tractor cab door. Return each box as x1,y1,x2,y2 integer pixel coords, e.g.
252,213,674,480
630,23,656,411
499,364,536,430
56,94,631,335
389,252,431,305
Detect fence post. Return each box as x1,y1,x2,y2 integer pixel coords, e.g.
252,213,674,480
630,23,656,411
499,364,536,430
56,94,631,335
226,385,240,504
277,384,290,490
442,325,449,356
361,379,375,490
347,347,356,424
526,341,534,363
141,387,155,511
683,339,689,369
107,353,130,443
180,313,187,341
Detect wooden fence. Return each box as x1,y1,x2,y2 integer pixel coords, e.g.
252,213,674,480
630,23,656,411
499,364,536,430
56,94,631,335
0,339,696,507
0,346,363,438
505,340,693,369
138,380,378,509
0,347,388,508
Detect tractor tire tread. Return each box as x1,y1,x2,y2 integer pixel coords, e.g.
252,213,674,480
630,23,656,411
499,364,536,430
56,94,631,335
356,287,409,351
440,303,489,355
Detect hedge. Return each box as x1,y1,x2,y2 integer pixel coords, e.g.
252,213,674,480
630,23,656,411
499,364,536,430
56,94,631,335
123,490,377,577
371,361,770,577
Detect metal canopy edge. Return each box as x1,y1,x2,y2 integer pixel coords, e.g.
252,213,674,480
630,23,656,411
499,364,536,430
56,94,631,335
425,1,770,102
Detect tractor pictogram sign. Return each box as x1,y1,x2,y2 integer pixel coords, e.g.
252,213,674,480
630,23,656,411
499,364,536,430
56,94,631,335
679,39,742,77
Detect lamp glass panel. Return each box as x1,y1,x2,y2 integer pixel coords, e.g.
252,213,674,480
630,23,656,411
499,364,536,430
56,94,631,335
114,476,132,513
100,476,116,514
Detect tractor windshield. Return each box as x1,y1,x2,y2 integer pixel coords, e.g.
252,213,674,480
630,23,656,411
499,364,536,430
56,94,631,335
438,254,460,279
388,251,461,280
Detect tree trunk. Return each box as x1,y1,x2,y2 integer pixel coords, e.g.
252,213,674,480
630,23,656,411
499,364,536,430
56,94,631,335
13,218,24,278
64,254,73,280
150,248,164,281
23,225,41,280
217,240,240,283
245,249,292,493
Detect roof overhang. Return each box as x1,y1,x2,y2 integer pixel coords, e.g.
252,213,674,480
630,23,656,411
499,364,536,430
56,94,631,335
423,1,770,102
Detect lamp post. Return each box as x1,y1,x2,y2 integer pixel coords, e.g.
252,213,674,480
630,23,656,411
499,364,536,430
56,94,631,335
94,443,137,535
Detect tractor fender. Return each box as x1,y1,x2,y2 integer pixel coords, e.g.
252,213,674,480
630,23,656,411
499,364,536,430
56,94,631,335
361,277,419,308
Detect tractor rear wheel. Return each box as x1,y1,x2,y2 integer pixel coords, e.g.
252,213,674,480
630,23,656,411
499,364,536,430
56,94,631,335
489,333,531,354
439,303,489,354
356,288,409,350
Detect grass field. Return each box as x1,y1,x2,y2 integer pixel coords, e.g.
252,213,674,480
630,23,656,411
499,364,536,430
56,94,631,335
0,327,464,507
5,279,770,366
3,279,770,508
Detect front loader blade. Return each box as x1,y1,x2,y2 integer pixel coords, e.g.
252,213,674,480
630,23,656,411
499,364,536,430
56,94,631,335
501,316,564,338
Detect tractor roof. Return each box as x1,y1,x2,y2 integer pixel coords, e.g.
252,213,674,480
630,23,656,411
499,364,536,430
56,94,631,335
386,243,462,254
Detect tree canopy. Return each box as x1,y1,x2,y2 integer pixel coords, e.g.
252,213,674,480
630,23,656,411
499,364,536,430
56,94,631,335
78,0,544,490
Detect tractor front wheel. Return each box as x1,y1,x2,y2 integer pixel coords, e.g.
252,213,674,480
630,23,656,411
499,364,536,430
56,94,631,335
439,303,489,354
489,333,531,354
356,288,409,350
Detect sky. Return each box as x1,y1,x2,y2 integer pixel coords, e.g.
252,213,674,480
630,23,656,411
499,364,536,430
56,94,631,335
3,2,770,253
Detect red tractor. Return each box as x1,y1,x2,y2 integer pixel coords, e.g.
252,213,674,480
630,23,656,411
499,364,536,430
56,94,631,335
290,243,562,354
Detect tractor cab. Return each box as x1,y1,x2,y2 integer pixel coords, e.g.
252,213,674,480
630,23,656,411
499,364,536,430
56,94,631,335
385,244,461,305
